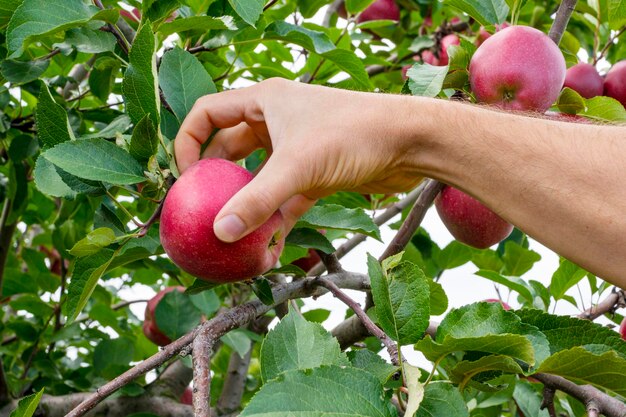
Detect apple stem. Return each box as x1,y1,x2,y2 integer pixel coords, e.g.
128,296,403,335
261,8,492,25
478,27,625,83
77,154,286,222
547,0,578,45
315,277,402,366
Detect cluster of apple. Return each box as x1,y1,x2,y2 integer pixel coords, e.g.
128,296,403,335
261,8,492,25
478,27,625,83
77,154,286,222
565,61,626,106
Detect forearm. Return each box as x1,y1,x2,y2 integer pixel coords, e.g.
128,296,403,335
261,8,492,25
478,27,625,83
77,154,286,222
399,97,626,288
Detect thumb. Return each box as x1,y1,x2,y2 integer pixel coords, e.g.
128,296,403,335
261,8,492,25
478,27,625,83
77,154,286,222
213,157,300,243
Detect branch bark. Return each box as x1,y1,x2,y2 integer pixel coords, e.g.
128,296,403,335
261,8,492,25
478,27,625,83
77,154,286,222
192,331,214,417
64,271,370,417
548,0,578,45
216,348,252,415
578,289,625,320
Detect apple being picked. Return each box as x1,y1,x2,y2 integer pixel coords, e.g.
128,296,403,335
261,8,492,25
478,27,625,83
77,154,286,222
143,287,185,346
604,60,626,107
563,63,604,99
357,0,400,23
435,186,513,249
469,26,566,112
160,159,285,283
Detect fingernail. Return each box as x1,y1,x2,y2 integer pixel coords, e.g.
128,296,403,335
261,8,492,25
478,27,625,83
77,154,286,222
214,214,246,242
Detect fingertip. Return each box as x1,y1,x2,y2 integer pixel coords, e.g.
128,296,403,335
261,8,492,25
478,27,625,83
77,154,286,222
213,214,247,243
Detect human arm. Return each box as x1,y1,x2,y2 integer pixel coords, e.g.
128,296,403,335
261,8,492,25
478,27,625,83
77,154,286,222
175,78,626,289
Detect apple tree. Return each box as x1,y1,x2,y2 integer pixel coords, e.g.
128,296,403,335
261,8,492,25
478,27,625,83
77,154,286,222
0,0,625,416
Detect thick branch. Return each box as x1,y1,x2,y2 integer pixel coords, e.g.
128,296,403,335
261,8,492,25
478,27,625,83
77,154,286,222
150,360,192,399
378,179,444,261
65,271,370,417
316,278,401,365
216,348,252,415
548,0,578,45
309,183,427,276
192,331,214,417
533,373,626,417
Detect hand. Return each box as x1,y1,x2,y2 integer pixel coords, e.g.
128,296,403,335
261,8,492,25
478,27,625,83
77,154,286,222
175,78,424,243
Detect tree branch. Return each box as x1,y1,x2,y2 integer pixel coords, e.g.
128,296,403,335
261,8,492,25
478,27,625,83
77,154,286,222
578,289,625,320
150,360,192,399
378,179,444,261
192,331,214,417
216,348,252,415
309,182,428,276
316,278,401,366
0,200,16,301
322,0,344,27
64,271,370,417
548,0,578,45
533,373,626,417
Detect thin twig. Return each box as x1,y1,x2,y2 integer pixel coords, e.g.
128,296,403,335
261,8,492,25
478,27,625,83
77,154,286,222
594,26,626,65
315,277,401,366
263,0,279,11
548,0,578,45
378,179,444,261
138,198,165,238
540,386,557,417
192,331,214,417
578,289,625,320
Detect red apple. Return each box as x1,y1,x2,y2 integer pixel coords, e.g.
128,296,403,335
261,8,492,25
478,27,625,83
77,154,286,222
357,0,400,23
439,34,460,66
563,63,604,99
619,317,626,341
423,16,433,27
180,387,193,405
143,286,185,346
160,159,285,283
484,298,511,310
293,249,322,272
604,60,626,107
419,50,440,66
469,26,566,112
435,186,514,249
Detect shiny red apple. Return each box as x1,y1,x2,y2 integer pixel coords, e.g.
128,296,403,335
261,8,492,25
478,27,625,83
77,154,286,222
604,60,626,107
357,0,400,23
469,26,566,112
435,186,514,249
160,159,285,283
563,63,604,99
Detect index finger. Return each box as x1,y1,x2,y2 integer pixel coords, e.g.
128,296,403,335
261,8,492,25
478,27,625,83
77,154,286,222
174,87,263,173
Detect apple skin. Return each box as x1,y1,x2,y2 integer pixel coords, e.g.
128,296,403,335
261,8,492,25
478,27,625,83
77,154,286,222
483,298,511,310
180,387,193,405
563,63,604,99
435,186,514,249
160,159,285,283
438,34,460,66
420,50,440,66
469,26,566,112
619,317,626,341
604,60,626,107
357,0,400,23
143,286,185,346
293,250,322,272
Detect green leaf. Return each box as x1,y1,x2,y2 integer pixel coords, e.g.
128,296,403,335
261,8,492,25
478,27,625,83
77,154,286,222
514,381,550,417
557,87,586,114
185,278,220,295
285,228,335,253
66,249,115,322
54,27,117,54
89,56,120,102
347,349,399,384
6,0,101,58
368,255,430,345
449,354,524,388
129,115,158,162
154,290,202,340
142,0,179,24
608,0,626,29
407,63,448,97
0,0,22,30
36,83,75,149
189,290,220,316
580,95,626,122
299,0,334,17
345,0,376,14
428,279,448,316
9,389,44,417
550,259,587,300
515,309,626,358
157,15,235,36
260,309,348,382
221,329,252,358
436,241,473,270
33,156,76,199
0,58,49,83
159,47,216,122
475,270,535,304
93,338,135,378
264,22,371,90
69,227,117,257
240,366,398,417
251,278,274,305
41,138,145,185
123,22,160,127
80,115,131,140
228,0,264,26
537,346,626,396
302,308,331,323
415,382,468,417
403,363,424,417
296,204,380,240
444,0,509,26
501,241,541,276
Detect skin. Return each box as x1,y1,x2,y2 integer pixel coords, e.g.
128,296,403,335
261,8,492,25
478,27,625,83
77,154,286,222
175,78,626,289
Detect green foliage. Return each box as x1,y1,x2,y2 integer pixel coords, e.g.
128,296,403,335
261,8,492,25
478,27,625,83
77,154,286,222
0,0,624,415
